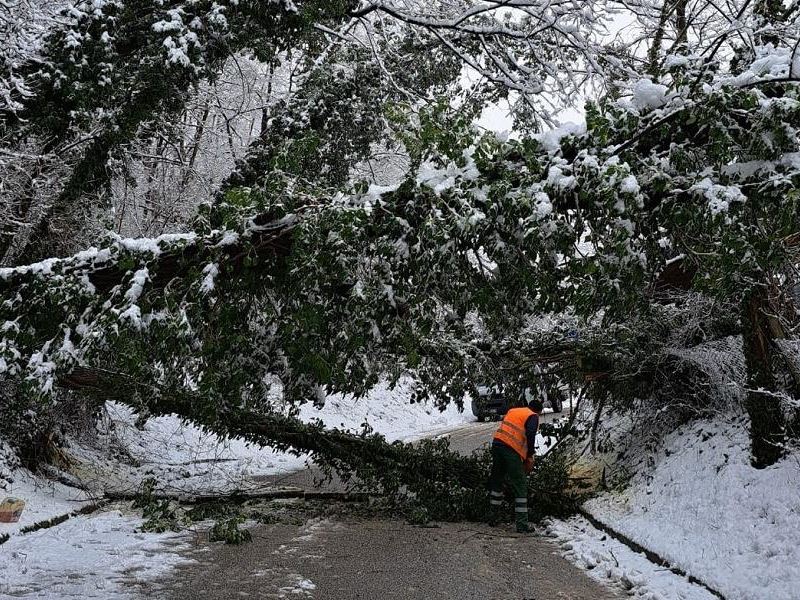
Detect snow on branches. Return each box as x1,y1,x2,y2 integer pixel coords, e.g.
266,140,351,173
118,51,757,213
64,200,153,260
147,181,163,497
2,0,800,468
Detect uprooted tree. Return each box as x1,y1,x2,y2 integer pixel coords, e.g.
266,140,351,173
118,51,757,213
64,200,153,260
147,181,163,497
2,0,800,522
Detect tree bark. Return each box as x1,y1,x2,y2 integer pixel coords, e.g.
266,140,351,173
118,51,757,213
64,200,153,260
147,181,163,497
742,286,786,468
0,211,296,295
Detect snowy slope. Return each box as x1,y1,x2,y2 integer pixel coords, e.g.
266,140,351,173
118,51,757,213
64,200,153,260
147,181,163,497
0,469,93,536
546,516,718,600
582,417,800,600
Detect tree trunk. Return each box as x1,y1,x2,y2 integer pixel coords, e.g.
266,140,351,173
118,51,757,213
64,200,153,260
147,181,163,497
647,1,673,77
56,367,485,495
742,287,786,468
674,0,688,50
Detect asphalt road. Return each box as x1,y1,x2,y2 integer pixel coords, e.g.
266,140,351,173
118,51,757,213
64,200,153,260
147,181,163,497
150,517,618,600
138,411,619,600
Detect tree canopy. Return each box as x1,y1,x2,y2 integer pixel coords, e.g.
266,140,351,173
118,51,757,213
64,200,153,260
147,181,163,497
2,0,800,482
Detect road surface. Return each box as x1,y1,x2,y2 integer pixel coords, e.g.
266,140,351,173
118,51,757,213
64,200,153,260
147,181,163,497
140,414,619,600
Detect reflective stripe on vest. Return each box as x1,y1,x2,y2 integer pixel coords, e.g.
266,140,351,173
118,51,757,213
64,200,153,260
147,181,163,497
493,407,535,460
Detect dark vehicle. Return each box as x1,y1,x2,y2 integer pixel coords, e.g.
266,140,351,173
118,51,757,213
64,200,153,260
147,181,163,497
472,384,566,421
471,386,509,421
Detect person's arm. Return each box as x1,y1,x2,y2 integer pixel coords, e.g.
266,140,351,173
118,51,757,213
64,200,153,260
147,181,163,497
523,413,539,472
525,413,539,457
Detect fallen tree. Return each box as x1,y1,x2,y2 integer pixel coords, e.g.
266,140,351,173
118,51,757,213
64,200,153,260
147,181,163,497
58,365,581,523
4,9,800,514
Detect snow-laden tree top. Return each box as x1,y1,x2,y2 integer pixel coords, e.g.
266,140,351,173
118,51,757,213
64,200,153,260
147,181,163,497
3,37,799,406
2,0,799,468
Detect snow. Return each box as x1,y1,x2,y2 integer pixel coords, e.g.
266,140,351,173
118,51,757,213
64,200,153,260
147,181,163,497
619,174,640,195
0,233,198,285
199,262,218,294
664,54,696,69
0,378,472,597
124,268,149,302
112,232,197,256
547,516,718,600
216,230,240,247
631,78,668,111
691,178,747,215
739,45,792,82
533,121,586,153
546,165,576,190
416,162,454,192
0,468,93,537
118,304,143,330
582,417,800,600
531,191,553,220
0,509,192,599
302,378,473,441
278,576,317,598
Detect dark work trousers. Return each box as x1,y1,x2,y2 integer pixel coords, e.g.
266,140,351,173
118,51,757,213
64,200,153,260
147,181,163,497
487,443,529,532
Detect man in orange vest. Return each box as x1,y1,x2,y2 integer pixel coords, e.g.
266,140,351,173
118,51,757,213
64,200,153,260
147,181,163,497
487,398,543,533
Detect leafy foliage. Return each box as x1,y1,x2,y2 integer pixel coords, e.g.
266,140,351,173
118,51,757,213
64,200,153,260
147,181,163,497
209,515,253,545
3,1,800,498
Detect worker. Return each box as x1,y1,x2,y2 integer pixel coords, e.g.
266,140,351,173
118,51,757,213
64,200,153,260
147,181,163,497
487,397,543,533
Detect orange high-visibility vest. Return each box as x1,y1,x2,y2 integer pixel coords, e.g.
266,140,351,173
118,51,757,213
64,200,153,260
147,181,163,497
493,407,535,460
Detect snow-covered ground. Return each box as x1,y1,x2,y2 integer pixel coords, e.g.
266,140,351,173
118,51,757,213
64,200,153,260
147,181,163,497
2,377,472,537
9,375,798,600
0,379,473,599
588,418,800,600
0,468,94,536
0,508,193,599
561,415,800,600
546,516,718,600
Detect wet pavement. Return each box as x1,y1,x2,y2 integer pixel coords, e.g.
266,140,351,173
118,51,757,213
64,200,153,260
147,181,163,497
138,411,619,600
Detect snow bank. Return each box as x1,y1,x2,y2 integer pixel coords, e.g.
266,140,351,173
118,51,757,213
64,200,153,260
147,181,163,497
547,516,717,600
304,378,473,440
0,509,192,599
0,469,93,536
584,418,800,600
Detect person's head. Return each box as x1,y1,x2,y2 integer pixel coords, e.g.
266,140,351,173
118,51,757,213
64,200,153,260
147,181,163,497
528,398,544,414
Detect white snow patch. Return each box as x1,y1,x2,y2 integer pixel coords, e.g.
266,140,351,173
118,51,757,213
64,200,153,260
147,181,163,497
584,418,800,600
278,574,317,598
0,469,93,537
534,121,586,153
631,78,669,111
199,263,218,294
691,178,747,215
0,510,193,599
619,175,640,195
547,516,718,600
